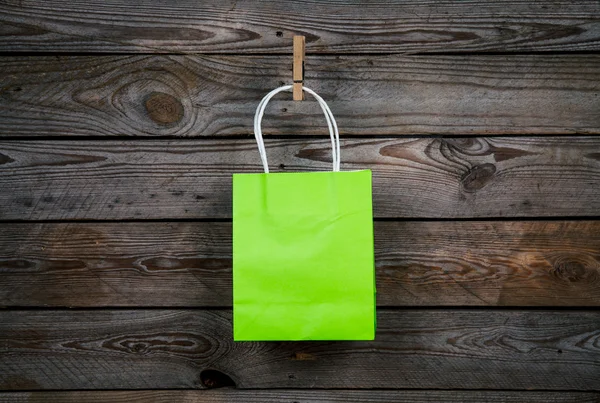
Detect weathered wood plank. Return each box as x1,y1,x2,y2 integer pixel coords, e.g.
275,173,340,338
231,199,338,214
1,221,599,308
1,55,599,137
1,137,599,220
1,310,598,390
0,1,598,53
2,390,599,403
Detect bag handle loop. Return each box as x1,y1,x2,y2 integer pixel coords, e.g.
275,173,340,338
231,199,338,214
254,85,340,173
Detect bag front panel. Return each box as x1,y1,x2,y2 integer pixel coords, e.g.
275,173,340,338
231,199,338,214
233,170,375,341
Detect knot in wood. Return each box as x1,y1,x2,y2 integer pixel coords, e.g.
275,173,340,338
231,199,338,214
200,369,236,389
144,92,184,125
131,342,148,354
0,153,15,165
550,256,598,283
461,163,496,192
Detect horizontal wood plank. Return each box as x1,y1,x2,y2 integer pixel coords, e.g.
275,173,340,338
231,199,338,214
1,55,599,137
1,221,599,308
0,1,599,53
1,137,599,220
0,310,599,390
1,390,599,403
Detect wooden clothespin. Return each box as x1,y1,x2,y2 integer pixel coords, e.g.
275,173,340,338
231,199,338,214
293,35,305,101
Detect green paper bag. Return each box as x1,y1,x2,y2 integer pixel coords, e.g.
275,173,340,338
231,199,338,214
233,85,376,341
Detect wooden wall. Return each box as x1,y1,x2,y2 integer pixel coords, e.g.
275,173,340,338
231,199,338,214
1,1,599,401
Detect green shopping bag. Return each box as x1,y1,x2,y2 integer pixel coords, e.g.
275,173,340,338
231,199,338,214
233,85,375,341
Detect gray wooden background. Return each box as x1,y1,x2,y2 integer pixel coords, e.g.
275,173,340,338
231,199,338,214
0,1,599,401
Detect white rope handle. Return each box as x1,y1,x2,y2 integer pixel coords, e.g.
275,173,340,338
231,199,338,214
254,85,341,173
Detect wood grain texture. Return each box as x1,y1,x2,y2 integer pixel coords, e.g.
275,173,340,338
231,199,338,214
1,310,599,390
1,55,599,137
2,390,599,403
0,1,599,53
1,221,599,308
1,137,599,220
